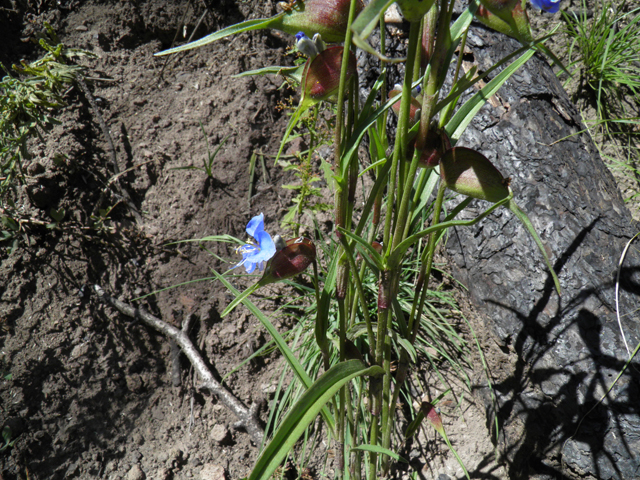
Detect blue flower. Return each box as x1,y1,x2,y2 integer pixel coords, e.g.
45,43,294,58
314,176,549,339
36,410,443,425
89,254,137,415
530,0,561,13
235,214,276,273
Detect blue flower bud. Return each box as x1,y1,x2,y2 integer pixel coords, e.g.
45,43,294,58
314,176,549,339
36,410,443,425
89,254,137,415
295,32,326,59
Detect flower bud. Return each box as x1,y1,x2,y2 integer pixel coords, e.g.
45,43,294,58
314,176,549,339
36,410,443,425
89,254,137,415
357,240,383,262
389,87,422,126
262,237,316,282
439,147,510,203
395,0,437,23
403,126,450,169
279,0,364,43
295,32,326,59
421,400,445,436
302,46,357,104
476,0,532,43
415,127,451,168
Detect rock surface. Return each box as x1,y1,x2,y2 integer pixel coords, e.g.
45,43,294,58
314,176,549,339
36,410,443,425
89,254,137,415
447,29,640,479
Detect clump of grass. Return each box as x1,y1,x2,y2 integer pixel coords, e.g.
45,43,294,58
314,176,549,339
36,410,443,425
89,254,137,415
562,0,640,123
171,122,229,179
561,1,640,202
1,24,93,249
1,23,91,201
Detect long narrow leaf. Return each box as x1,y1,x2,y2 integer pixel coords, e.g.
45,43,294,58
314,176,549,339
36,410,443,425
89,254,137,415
233,64,304,84
249,360,384,480
351,444,408,463
337,227,385,270
212,270,336,431
351,0,401,62
445,48,535,142
155,17,282,56
388,194,512,268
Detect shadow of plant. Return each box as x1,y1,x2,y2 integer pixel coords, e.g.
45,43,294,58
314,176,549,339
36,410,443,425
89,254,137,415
445,28,640,480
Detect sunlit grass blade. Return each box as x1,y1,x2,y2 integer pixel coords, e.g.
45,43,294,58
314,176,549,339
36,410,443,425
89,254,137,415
351,0,403,62
212,269,336,432
351,444,408,463
248,360,383,480
155,17,283,56
445,48,536,143
507,199,562,295
233,64,304,83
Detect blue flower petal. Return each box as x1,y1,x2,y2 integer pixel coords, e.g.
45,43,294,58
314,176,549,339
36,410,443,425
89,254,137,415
254,230,276,261
530,0,561,13
235,213,276,273
246,213,265,238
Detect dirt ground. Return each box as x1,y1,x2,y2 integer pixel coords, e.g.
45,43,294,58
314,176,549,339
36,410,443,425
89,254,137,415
0,1,637,480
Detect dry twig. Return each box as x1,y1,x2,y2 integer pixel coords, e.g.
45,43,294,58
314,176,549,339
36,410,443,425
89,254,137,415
93,284,264,445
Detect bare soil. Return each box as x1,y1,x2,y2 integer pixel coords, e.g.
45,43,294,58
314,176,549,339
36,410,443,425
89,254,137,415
0,1,637,480
1,1,299,478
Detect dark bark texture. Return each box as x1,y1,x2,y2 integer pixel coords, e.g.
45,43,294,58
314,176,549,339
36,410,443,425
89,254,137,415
447,29,640,479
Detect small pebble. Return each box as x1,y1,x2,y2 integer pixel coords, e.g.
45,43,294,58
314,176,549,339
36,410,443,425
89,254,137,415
200,464,226,480
210,424,231,445
126,465,145,480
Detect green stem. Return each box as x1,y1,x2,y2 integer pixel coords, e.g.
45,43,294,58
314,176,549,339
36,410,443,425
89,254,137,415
351,379,364,480
341,237,375,358
313,259,331,371
345,386,356,480
385,182,446,447
334,0,360,162
383,20,422,252
375,20,423,476
334,0,359,254
380,296,394,474
408,181,445,335
402,167,432,240
392,139,422,250
378,15,389,154
337,297,348,480
368,270,392,480
417,0,451,148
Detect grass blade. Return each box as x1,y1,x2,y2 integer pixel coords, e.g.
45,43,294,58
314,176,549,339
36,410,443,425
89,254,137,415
212,270,336,432
248,360,383,480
